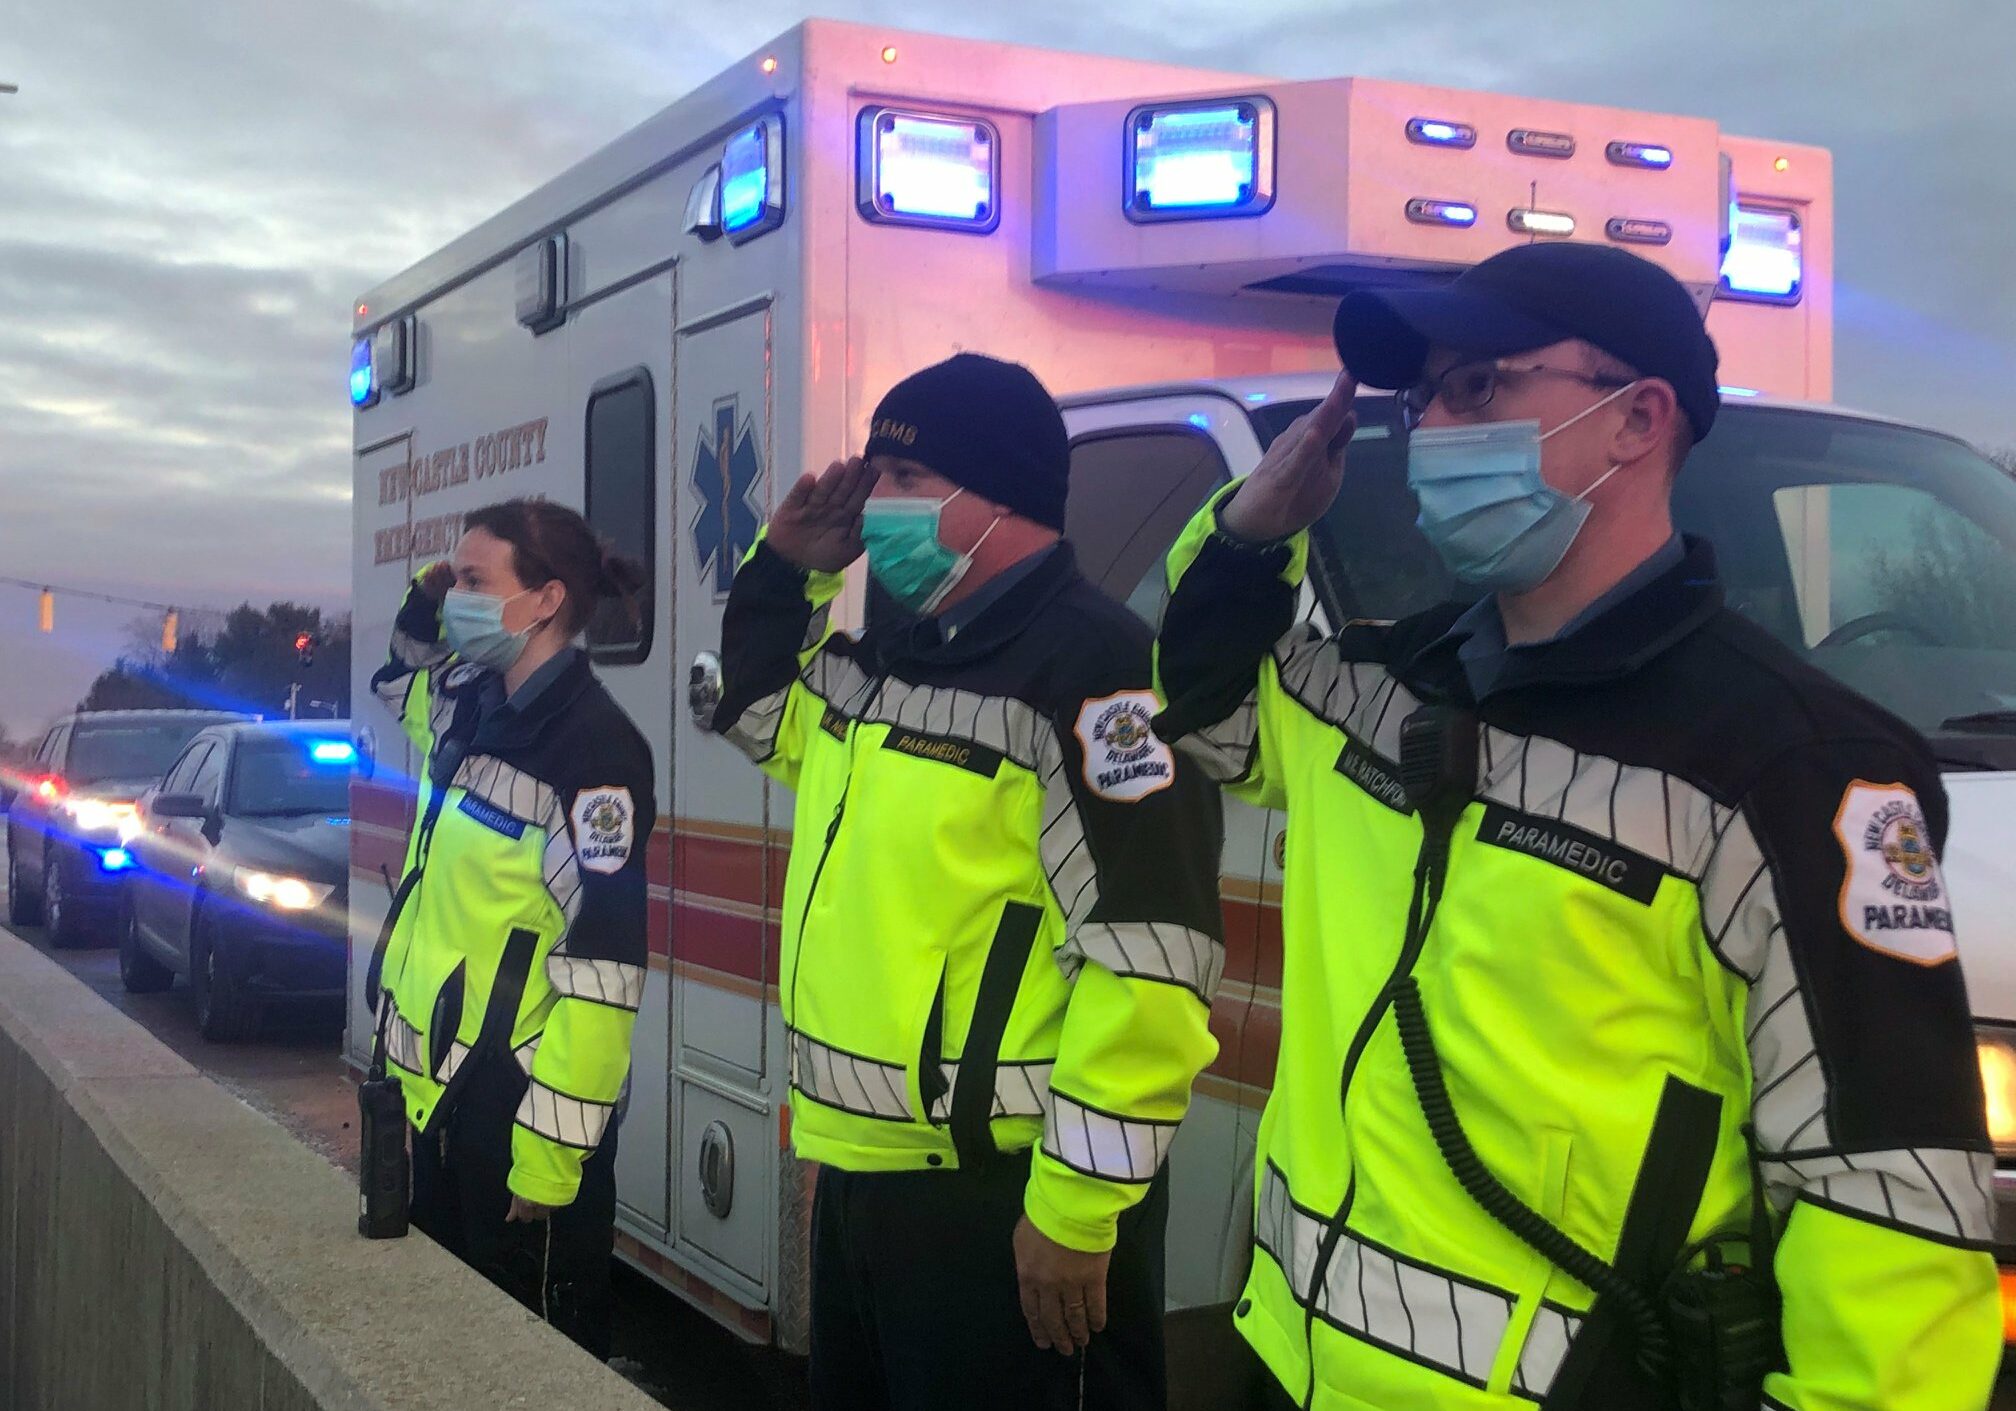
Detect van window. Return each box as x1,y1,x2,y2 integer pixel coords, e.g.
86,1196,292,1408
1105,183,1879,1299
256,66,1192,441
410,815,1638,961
584,369,655,663
1066,428,1231,626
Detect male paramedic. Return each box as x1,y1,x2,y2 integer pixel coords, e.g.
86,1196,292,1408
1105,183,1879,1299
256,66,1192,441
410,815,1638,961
1153,242,2000,1410
707,353,1225,1410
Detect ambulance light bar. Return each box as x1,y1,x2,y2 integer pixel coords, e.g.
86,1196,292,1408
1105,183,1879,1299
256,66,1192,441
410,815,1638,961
1125,98,1276,222
1607,140,1674,170
1406,118,1477,150
1606,216,1673,246
1720,204,1802,303
1406,198,1477,229
857,109,1000,233
349,338,376,408
721,120,785,244
1508,207,1576,238
1508,128,1575,159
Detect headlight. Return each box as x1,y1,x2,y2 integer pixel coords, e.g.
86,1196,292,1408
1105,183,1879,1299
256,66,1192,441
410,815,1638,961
233,868,334,912
1976,1029,2016,1155
64,798,135,833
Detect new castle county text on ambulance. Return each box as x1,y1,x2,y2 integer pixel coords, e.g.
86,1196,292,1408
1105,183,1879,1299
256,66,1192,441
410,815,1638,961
372,415,549,565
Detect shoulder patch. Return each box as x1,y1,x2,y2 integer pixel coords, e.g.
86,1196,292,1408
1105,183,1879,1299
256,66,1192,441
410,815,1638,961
1833,780,1955,965
1073,691,1176,803
571,786,636,875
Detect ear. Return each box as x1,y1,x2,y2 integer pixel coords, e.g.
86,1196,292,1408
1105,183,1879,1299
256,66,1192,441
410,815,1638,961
535,577,569,629
1611,378,1682,469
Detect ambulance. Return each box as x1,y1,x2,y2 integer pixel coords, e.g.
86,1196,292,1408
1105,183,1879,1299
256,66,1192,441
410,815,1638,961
345,20,2016,1383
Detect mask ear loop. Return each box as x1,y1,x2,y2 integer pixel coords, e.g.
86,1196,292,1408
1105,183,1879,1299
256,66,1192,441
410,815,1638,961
1537,378,1641,443
1538,380,1640,507
506,584,565,643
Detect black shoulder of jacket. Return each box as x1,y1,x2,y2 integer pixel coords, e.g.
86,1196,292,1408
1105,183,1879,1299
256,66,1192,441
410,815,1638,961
548,672,655,791
1677,606,1942,794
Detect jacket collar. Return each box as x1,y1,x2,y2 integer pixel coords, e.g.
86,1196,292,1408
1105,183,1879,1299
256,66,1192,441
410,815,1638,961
866,542,1083,670
469,649,595,752
1399,534,1725,702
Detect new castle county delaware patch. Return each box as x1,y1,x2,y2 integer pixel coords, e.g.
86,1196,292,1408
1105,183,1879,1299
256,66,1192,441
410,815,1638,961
571,786,636,875
1833,780,1956,965
1074,691,1176,803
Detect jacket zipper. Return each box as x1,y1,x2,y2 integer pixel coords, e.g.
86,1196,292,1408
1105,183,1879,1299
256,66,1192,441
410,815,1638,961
786,674,883,1030
1298,822,1454,1411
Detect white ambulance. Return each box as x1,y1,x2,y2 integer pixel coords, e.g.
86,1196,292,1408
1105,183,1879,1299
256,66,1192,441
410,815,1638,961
345,20,2016,1380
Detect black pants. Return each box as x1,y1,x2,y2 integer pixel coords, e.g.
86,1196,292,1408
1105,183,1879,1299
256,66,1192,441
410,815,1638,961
410,1055,620,1360
810,1151,1170,1411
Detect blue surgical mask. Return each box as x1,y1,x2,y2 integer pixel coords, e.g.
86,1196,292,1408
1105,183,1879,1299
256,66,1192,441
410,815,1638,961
442,587,540,670
1406,382,1637,592
860,490,1000,615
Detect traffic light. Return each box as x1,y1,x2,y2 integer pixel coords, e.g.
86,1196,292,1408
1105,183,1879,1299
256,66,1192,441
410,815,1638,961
38,588,52,633
295,631,316,668
161,610,179,654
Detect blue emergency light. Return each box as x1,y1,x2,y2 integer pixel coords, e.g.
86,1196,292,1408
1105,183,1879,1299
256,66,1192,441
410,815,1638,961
858,110,999,232
349,338,376,408
1406,198,1478,229
1721,204,1802,302
1125,98,1276,222
308,740,357,765
98,847,133,873
1607,140,1674,170
720,120,785,244
1406,118,1478,150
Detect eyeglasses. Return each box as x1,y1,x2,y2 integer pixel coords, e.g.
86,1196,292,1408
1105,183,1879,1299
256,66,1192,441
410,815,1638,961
1401,360,1633,430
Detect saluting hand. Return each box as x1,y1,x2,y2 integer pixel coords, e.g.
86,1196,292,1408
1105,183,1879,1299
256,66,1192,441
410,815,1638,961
765,457,880,574
1219,368,1359,542
418,560,456,603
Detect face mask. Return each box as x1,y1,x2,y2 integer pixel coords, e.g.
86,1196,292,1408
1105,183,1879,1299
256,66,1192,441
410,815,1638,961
860,490,1001,615
1406,382,1638,593
442,587,542,670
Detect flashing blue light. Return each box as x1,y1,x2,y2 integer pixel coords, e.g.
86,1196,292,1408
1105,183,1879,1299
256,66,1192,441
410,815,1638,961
1406,197,1478,228
874,114,995,223
721,125,771,233
1134,104,1261,211
1607,141,1674,170
1187,413,1212,431
99,848,133,873
348,339,374,407
1406,117,1478,150
308,740,357,765
1721,204,1802,300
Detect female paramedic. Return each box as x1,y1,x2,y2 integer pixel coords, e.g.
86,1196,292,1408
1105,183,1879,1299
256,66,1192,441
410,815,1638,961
368,497,655,1358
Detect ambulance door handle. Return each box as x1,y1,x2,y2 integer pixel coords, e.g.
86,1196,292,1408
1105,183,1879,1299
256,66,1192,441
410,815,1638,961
689,651,723,730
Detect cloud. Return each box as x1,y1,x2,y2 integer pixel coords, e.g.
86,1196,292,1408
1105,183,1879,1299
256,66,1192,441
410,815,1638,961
0,0,2011,737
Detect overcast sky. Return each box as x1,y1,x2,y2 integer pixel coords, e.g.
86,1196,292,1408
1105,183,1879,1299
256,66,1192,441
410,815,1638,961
1,0,2011,738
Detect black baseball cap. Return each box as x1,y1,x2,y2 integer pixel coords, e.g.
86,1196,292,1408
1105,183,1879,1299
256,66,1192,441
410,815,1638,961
1331,242,1722,441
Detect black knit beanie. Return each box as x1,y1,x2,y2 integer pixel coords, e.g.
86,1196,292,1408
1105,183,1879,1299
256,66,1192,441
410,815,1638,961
863,353,1069,531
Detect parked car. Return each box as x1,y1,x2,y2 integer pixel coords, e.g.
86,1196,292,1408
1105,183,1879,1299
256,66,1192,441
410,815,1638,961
6,709,248,945
118,720,353,1040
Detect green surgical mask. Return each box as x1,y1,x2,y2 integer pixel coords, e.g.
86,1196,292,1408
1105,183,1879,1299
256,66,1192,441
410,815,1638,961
860,490,1000,615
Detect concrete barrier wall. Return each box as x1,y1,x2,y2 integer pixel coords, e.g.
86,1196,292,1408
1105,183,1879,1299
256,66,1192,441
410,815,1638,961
0,932,663,1411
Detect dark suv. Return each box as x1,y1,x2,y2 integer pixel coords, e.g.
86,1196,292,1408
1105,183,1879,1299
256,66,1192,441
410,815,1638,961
5,709,247,945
